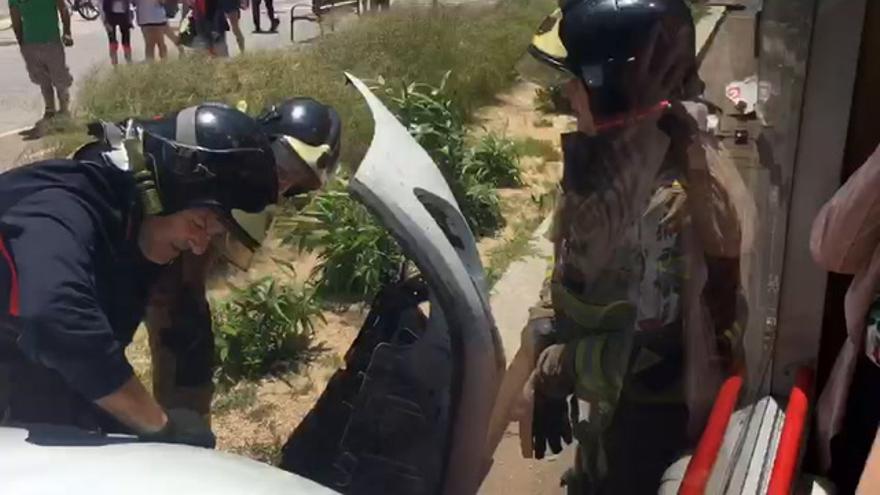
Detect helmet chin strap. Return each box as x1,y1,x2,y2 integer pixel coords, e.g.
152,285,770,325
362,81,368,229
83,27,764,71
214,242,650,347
594,100,672,133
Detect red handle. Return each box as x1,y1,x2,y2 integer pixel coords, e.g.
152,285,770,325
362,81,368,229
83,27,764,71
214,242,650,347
767,367,814,495
679,374,744,495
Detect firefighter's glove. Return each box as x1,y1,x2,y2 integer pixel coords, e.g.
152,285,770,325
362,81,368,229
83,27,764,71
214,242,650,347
534,343,576,399
532,393,577,459
521,316,557,362
530,344,577,459
140,408,216,449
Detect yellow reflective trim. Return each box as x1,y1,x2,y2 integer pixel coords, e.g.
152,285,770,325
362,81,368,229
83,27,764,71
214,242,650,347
231,206,276,246
575,338,594,393
575,336,612,397
236,100,249,113
281,135,330,168
531,9,568,60
552,282,636,332
590,336,607,391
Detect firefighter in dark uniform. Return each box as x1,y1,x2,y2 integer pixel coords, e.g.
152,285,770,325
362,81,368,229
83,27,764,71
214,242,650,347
143,98,342,420
0,101,334,447
511,0,748,493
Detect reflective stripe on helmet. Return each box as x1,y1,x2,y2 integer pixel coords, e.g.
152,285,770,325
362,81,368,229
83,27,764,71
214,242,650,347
175,105,199,147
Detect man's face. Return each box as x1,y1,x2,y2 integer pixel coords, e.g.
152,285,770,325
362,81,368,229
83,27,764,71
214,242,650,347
139,208,227,264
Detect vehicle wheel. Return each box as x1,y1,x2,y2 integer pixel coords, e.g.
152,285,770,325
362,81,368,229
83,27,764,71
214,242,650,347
77,0,101,21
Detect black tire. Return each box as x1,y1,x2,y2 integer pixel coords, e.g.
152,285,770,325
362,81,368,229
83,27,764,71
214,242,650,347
77,0,101,20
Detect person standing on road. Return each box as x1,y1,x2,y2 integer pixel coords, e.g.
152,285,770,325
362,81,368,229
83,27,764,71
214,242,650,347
179,0,229,56
221,0,245,52
99,0,133,65
251,0,277,33
9,0,74,131
135,0,170,61
179,0,190,22
161,0,183,56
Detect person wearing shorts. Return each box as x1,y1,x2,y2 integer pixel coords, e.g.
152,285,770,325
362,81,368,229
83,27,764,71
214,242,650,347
135,0,169,61
100,0,133,65
218,0,244,52
9,0,74,130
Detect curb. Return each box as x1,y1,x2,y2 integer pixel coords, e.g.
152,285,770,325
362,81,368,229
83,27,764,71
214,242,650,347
489,215,554,363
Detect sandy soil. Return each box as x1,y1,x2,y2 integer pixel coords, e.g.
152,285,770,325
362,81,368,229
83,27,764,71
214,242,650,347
212,308,366,461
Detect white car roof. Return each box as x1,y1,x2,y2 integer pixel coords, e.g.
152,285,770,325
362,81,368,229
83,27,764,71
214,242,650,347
0,425,337,495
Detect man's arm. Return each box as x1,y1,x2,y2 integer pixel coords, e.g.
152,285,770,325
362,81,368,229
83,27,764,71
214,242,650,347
5,190,165,433
55,0,71,39
95,376,168,433
811,143,880,274
10,5,23,45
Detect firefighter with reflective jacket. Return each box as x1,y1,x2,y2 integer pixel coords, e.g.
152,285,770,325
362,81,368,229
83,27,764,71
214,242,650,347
511,0,750,492
143,98,341,420
0,100,339,448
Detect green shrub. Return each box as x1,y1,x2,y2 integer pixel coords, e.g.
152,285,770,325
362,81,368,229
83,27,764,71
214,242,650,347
278,185,405,299
468,133,523,188
213,278,324,383
453,171,506,238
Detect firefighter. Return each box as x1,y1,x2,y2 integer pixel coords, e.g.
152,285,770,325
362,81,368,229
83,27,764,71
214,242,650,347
511,0,749,492
143,98,342,420
0,103,279,448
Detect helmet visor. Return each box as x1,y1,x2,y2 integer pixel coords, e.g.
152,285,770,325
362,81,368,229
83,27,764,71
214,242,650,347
214,206,276,270
516,51,575,88
517,8,574,87
273,136,335,197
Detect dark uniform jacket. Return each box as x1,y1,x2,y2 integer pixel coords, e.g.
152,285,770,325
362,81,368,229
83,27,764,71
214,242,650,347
0,159,160,403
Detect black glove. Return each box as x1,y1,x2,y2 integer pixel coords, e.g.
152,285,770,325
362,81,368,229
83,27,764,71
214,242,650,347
531,344,578,459
532,393,576,459
140,408,216,448
534,343,576,399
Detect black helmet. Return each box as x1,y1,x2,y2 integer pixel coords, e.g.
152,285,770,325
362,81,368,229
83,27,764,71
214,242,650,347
518,0,702,120
257,97,342,196
135,102,278,250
